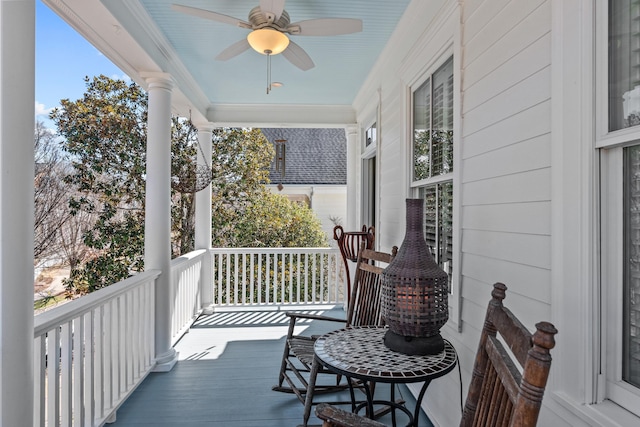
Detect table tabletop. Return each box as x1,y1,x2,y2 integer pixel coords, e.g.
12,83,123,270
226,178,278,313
314,326,458,384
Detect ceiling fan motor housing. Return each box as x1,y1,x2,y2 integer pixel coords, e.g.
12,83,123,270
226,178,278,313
248,6,290,30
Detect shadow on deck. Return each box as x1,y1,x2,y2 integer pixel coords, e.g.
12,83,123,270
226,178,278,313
110,307,433,427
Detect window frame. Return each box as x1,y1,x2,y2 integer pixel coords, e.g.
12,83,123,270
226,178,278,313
598,0,640,417
407,49,460,329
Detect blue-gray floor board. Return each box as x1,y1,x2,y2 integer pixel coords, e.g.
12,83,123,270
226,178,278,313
110,308,434,427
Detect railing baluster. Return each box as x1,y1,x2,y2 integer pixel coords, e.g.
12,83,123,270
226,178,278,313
242,253,247,305
265,253,271,305
288,253,294,304
46,327,60,427
296,253,304,303
71,316,84,427
320,254,325,304
84,311,94,427
250,254,255,304
226,254,231,306
33,335,46,427
280,253,285,305
95,306,104,421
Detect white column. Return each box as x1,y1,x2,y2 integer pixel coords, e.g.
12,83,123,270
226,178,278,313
0,0,35,424
142,73,178,372
345,125,359,231
195,124,213,313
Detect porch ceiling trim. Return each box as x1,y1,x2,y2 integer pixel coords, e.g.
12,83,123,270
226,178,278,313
207,104,356,128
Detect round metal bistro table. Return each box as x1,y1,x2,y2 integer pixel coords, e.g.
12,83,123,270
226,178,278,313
313,326,458,427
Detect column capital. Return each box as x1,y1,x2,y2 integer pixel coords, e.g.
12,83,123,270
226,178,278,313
140,72,175,90
194,122,216,133
346,125,359,136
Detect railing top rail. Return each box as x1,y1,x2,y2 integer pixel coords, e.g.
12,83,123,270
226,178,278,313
209,247,337,255
171,248,207,267
34,269,161,337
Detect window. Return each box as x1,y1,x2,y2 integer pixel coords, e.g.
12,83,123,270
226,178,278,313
365,122,376,147
600,0,640,417
411,57,454,287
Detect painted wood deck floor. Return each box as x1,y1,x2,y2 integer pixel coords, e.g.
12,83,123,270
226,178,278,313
110,307,433,427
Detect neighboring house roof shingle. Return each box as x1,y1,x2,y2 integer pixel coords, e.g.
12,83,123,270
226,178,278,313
261,128,346,185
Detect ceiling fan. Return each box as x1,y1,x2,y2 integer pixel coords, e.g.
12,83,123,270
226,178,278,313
171,0,363,72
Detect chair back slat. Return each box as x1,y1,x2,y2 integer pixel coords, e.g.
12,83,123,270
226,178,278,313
491,306,533,366
346,245,396,328
485,335,521,402
461,283,557,427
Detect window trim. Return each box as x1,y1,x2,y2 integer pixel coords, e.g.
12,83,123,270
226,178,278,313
406,49,461,330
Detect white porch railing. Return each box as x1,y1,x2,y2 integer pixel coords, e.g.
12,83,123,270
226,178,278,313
31,247,345,426
33,270,158,427
170,249,206,346
209,247,346,307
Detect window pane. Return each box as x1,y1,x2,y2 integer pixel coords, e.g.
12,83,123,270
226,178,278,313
609,0,640,131
624,145,640,387
431,58,454,176
413,77,431,181
420,181,453,292
413,57,454,182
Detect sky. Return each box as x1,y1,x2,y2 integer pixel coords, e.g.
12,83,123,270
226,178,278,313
35,0,129,129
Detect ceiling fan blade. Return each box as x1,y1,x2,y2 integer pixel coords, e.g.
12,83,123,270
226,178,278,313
288,18,363,36
259,0,285,22
282,41,314,71
171,4,251,29
215,39,251,61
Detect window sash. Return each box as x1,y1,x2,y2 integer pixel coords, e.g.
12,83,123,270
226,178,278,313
609,0,640,132
412,57,454,182
602,146,640,417
419,181,453,292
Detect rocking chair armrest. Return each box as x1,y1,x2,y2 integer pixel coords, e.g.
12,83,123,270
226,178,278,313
315,403,387,427
284,311,348,324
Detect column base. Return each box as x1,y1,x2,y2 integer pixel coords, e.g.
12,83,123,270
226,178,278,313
153,348,179,372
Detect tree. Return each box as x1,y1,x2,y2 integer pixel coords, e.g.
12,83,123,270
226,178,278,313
51,76,151,295
33,120,72,265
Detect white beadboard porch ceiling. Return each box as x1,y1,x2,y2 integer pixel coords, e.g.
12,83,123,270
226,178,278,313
101,0,411,108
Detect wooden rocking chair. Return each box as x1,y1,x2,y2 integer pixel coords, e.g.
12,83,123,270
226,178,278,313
314,282,557,427
333,225,375,301
272,243,397,415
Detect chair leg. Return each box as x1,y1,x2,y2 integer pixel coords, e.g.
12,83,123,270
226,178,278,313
275,319,297,388
303,356,321,427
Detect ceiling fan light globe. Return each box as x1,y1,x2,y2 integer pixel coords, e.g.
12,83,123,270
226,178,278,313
247,28,289,55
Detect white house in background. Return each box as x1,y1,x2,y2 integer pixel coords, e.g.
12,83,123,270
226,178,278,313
261,128,347,243
3,1,640,426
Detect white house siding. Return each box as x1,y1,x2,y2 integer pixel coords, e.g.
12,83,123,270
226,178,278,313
351,0,596,425
459,0,553,343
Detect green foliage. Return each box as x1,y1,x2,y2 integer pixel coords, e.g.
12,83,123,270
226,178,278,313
233,191,328,247
50,77,328,296
51,76,148,295
210,128,327,248
52,76,201,295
